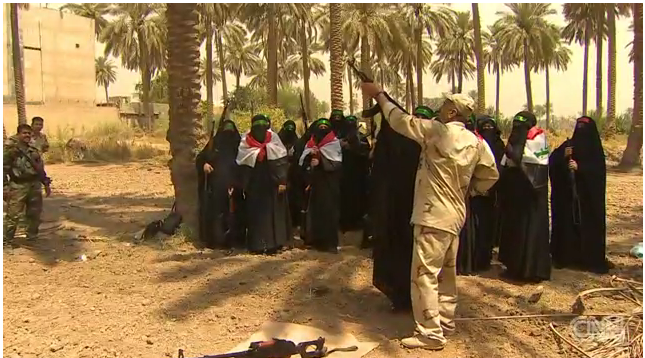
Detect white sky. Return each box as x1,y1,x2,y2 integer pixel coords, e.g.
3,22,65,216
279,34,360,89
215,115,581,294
47,2,637,118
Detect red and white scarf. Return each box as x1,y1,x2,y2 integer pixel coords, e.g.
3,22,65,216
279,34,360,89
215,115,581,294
236,130,288,167
298,131,342,166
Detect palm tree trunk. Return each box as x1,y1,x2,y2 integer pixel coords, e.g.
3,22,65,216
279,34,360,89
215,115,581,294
300,21,312,120
205,13,214,129
360,32,370,111
495,65,500,120
215,31,228,101
582,26,590,115
596,11,604,117
405,74,411,112
451,68,456,94
10,3,26,125
408,60,416,110
138,29,152,130
545,66,551,131
472,3,485,113
236,73,241,89
415,25,423,106
458,51,464,93
104,84,109,104
329,3,344,110
166,3,202,241
347,64,354,114
606,5,617,133
523,40,533,112
267,4,278,105
619,3,643,169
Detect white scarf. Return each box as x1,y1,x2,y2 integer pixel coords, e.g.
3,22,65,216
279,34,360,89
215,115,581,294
236,130,288,167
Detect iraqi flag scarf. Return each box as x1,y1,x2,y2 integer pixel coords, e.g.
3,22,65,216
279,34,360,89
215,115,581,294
298,131,342,166
236,129,288,167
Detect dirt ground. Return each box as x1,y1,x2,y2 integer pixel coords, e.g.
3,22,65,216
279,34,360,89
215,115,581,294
3,161,643,358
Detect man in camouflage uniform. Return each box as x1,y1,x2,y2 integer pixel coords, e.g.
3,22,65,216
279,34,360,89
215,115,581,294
4,124,52,243
30,116,50,155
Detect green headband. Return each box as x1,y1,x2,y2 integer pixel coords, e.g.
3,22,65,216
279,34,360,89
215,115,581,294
252,119,270,127
514,115,528,122
414,107,433,118
283,122,296,131
222,122,235,130
316,119,332,128
345,115,358,122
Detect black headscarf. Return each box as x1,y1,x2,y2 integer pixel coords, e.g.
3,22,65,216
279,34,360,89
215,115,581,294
329,109,345,137
505,111,537,164
477,115,506,167
571,116,604,165
312,118,333,144
250,114,270,143
212,119,241,154
278,120,298,149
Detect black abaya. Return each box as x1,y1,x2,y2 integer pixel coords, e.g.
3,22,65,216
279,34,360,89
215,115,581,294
498,112,551,282
195,121,245,249
339,128,371,232
549,116,608,273
371,118,420,311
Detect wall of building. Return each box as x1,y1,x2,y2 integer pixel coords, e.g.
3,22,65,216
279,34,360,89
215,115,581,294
3,6,96,105
3,104,121,138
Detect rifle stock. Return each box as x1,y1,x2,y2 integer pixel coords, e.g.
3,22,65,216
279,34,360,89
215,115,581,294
176,337,358,358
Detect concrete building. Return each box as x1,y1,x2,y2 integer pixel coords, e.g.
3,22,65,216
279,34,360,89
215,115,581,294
3,5,119,135
3,4,96,104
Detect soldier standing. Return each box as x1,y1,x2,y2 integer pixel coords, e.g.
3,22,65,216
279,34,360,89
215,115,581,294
30,116,50,154
4,124,52,243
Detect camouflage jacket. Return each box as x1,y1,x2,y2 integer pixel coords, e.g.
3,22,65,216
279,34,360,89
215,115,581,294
3,135,48,183
31,132,49,154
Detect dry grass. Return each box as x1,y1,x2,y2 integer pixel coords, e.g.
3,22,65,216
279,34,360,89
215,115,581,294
44,121,168,164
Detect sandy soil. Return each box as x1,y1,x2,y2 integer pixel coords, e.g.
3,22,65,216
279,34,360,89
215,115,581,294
3,161,642,358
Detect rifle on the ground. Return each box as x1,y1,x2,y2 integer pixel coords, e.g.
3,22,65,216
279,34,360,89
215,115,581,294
564,138,582,225
177,337,358,358
299,93,309,132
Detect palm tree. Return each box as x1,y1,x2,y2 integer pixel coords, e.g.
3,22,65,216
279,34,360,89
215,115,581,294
401,4,453,106
430,50,475,94
484,22,518,120
9,3,27,124
619,3,643,169
472,4,485,112
497,3,556,112
212,4,244,102
225,41,260,90
247,58,299,90
198,4,216,126
606,4,632,133
442,11,474,94
166,3,202,238
95,56,117,104
101,4,167,129
535,25,572,131
60,3,112,39
200,56,221,89
329,3,344,111
563,4,596,116
341,4,392,110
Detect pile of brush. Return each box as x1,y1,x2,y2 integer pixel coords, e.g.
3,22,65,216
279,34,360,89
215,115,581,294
550,276,643,358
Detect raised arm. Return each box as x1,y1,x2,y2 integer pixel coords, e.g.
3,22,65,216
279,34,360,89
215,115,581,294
375,94,437,145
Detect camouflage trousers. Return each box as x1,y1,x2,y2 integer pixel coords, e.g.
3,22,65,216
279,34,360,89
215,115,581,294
411,225,459,345
4,181,43,241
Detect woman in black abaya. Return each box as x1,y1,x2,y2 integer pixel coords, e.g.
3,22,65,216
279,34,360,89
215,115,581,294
498,111,551,282
236,114,292,254
299,119,343,253
549,116,609,273
278,120,302,229
195,120,244,249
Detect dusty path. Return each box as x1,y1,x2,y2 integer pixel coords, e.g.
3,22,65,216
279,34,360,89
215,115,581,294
3,162,643,358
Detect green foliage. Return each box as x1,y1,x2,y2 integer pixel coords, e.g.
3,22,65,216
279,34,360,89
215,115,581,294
135,71,169,103
230,106,288,134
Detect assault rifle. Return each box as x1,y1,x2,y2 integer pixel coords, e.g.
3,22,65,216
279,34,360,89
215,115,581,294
564,138,581,226
299,92,309,132
347,58,409,139
206,99,231,151
177,337,358,358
